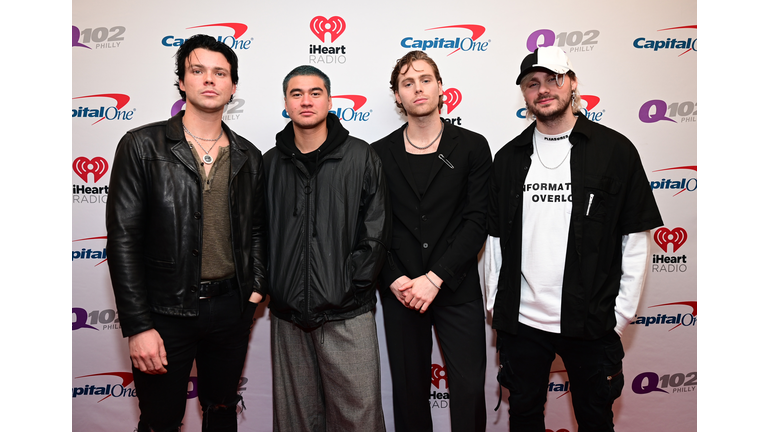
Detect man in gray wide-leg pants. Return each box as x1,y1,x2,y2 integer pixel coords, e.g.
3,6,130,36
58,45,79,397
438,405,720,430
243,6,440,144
263,64,391,432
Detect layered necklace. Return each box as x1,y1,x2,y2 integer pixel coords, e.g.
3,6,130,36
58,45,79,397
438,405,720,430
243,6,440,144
183,122,224,164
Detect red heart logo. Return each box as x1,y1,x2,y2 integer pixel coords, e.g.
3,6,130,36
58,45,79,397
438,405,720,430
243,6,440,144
73,157,109,183
309,16,346,43
653,227,687,253
443,88,462,114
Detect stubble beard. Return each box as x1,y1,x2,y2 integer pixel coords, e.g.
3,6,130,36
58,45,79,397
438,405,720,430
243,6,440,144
529,95,572,125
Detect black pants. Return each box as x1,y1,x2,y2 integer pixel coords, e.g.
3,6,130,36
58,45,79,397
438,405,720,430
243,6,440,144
496,324,625,432
381,296,487,432
133,289,257,432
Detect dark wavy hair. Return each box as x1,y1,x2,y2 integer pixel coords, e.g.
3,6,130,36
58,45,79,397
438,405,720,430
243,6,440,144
174,34,239,101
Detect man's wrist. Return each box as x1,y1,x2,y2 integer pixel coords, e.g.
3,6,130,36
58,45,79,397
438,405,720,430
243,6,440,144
425,273,441,290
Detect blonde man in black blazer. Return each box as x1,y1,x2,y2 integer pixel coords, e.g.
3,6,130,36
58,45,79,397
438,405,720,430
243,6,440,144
371,50,492,432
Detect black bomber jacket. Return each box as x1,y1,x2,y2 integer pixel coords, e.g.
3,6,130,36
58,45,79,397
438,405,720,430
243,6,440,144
263,114,390,330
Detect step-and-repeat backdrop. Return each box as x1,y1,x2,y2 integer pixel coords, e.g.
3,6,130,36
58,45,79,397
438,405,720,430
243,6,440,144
72,1,696,430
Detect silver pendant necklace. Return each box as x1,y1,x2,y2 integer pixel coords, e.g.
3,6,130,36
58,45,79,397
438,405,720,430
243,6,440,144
183,123,224,165
533,133,571,170
405,122,444,150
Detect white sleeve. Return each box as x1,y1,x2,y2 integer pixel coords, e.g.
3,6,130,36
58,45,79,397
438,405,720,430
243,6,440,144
483,235,502,314
614,231,652,336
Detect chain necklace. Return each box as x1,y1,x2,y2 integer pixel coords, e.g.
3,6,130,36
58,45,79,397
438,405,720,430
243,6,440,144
183,122,224,164
533,133,571,170
405,122,444,150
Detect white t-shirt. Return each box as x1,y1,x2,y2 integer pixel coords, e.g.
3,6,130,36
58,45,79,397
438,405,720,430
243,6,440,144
519,128,573,333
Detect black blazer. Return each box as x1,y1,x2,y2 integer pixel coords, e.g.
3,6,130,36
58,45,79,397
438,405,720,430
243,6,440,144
371,120,492,306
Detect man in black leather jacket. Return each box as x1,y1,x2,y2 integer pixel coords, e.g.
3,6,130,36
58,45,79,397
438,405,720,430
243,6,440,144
106,35,267,432
264,65,389,431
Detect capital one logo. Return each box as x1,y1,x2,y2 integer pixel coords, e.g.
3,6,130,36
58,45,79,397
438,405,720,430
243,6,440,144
310,16,346,43
73,236,108,266
73,373,205,402
633,25,697,56
73,372,135,402
548,369,570,399
654,227,687,253
650,166,697,196
73,157,108,183
401,24,490,56
431,364,448,389
631,301,697,331
161,23,252,50
72,94,134,125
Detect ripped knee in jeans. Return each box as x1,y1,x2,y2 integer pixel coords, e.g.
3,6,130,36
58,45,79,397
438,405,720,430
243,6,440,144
201,394,245,431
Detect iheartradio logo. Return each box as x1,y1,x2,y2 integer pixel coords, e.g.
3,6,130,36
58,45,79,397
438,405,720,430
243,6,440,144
443,88,462,114
654,227,687,253
73,157,109,183
431,364,448,389
310,16,346,43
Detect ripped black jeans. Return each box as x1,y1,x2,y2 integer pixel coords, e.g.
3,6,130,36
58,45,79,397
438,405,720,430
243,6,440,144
496,324,624,432
133,289,257,432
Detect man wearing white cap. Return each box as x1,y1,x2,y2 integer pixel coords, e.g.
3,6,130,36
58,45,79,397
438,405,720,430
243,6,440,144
484,46,663,431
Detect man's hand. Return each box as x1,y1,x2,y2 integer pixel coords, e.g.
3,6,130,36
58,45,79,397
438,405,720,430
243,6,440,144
128,329,168,375
248,292,263,303
399,272,442,313
390,276,412,307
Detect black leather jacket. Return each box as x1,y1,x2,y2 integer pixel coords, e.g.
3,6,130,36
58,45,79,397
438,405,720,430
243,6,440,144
106,111,267,338
263,115,390,330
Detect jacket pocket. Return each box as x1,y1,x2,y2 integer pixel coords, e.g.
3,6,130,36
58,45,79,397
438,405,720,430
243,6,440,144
583,175,621,223
144,254,175,269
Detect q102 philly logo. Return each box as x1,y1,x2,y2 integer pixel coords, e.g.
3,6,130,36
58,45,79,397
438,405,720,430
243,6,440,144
161,23,252,50
72,25,125,49
639,99,696,123
632,369,697,395
517,95,604,122
400,24,491,56
73,94,134,125
526,28,600,53
281,95,372,122
73,306,120,332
